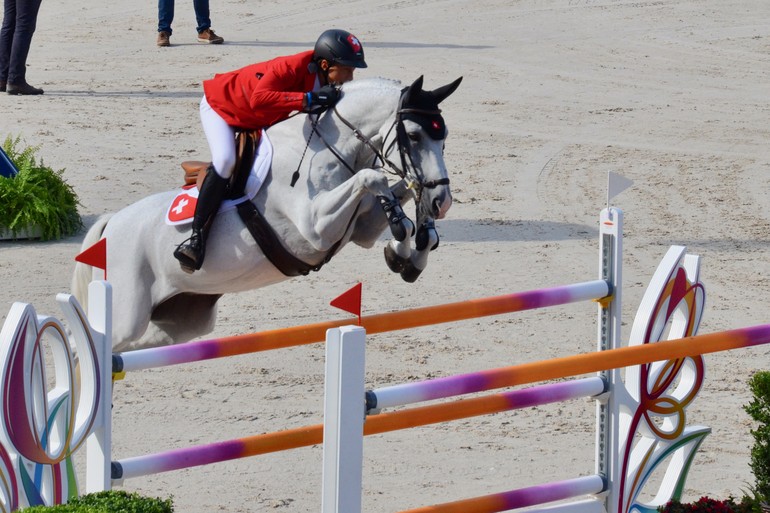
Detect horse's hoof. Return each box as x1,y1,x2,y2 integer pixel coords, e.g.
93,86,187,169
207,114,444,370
384,245,407,273
400,262,423,283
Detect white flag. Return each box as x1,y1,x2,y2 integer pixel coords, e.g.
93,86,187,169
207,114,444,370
607,171,633,204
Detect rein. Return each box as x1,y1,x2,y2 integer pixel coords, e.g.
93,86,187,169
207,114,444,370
289,112,322,187
289,109,361,187
330,103,450,205
288,91,450,207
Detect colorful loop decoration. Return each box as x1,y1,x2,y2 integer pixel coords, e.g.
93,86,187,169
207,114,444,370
619,247,709,513
0,443,17,513
0,295,102,510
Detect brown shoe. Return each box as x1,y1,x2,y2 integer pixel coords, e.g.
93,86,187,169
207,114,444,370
7,82,43,95
157,31,170,47
197,28,224,44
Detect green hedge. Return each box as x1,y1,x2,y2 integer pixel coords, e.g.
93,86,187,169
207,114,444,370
21,491,173,513
745,370,770,500
0,135,82,240
660,370,770,512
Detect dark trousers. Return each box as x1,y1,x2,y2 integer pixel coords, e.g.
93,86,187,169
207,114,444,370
158,0,211,35
0,0,43,84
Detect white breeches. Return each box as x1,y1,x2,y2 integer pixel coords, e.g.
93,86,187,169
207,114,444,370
200,96,236,179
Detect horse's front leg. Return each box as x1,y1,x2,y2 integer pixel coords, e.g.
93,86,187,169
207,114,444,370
367,177,412,252
374,180,415,275
387,217,439,283
305,168,406,251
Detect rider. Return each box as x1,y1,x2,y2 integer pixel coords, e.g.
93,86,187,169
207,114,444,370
174,28,368,273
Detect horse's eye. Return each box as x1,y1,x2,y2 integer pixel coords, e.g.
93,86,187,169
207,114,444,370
408,132,421,142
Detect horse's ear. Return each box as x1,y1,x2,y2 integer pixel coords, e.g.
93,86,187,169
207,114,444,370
431,76,463,104
403,75,425,104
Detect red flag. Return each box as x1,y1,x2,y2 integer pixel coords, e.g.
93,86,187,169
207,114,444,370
75,238,107,280
330,282,362,325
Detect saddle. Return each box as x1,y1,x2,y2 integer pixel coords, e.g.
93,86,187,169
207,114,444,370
178,129,320,277
181,129,261,200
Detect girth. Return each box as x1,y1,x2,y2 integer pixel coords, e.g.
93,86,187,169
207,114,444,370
236,201,315,277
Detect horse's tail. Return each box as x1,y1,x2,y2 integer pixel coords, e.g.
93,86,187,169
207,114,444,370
71,214,112,313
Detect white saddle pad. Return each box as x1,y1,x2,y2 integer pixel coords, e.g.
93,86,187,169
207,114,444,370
165,132,273,226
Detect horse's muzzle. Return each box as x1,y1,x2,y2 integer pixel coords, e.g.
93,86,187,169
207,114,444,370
433,192,452,219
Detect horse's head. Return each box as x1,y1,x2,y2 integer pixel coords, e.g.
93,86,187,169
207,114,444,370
292,76,463,282
395,75,463,220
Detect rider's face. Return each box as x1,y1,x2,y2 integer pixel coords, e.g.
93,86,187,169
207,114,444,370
327,65,355,85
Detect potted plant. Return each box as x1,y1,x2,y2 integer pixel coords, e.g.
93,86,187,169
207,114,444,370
0,135,82,240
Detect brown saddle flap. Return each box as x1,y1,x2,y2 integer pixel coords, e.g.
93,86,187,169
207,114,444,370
180,130,262,193
181,161,210,188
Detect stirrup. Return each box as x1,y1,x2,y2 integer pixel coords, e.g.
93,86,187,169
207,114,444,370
174,237,203,273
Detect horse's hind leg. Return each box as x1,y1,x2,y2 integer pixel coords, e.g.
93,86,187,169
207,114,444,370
110,281,155,352
143,293,222,347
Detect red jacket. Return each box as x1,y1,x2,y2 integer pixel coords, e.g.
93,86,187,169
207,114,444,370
203,50,318,129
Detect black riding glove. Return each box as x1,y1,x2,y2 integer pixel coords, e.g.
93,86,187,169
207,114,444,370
306,85,339,110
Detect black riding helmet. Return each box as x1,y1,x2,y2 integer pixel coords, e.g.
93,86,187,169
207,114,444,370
314,29,368,68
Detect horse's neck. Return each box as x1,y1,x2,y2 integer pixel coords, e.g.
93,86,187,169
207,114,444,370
322,83,400,168
265,79,400,185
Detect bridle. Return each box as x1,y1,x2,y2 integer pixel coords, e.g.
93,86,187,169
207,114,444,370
291,90,450,207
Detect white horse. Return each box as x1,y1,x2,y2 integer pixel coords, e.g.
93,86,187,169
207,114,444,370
72,76,462,352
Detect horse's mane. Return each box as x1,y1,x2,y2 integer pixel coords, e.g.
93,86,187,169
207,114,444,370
339,77,402,98
331,77,403,128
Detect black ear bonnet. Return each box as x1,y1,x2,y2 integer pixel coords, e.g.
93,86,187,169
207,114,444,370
399,86,447,141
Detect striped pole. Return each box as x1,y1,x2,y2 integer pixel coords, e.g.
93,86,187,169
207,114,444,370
113,378,604,480
394,475,605,513
113,323,770,480
369,373,606,411
114,280,610,373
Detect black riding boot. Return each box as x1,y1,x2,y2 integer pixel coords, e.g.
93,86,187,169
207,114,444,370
174,168,229,273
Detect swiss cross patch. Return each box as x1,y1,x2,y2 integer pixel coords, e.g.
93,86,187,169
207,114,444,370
166,185,199,225
347,35,362,52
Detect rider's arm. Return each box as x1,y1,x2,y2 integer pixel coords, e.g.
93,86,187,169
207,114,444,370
247,52,314,117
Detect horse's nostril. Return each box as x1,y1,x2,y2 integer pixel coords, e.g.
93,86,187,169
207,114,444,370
432,198,443,217
431,192,452,219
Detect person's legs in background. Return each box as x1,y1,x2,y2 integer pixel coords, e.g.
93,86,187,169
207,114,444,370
0,0,17,91
4,0,44,95
157,0,173,46
194,0,223,44
192,0,209,33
